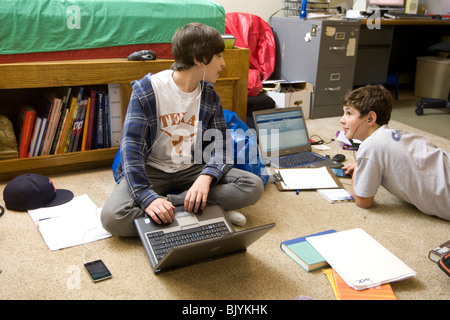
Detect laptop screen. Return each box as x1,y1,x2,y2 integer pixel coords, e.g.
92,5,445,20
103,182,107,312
253,108,310,157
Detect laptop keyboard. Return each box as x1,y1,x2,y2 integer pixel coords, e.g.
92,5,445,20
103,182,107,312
147,222,231,261
278,152,325,168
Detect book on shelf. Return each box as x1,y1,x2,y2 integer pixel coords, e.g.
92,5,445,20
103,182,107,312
62,87,85,153
85,88,97,151
221,34,236,49
95,90,106,149
40,95,62,156
80,97,91,152
35,117,48,157
17,105,37,158
55,94,77,154
49,87,72,155
68,98,88,152
28,115,47,158
108,83,123,147
280,229,336,272
10,84,122,158
28,115,42,158
428,240,450,263
104,92,111,148
317,188,354,203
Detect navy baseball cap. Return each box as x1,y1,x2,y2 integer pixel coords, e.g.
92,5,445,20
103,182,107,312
3,173,74,211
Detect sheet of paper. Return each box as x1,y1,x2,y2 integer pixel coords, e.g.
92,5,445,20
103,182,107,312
306,228,416,290
28,194,112,251
278,166,338,190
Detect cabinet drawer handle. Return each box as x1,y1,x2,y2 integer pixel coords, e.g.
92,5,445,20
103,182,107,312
325,86,341,91
329,46,346,51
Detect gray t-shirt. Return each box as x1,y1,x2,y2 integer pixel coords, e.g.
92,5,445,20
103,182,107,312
354,125,450,220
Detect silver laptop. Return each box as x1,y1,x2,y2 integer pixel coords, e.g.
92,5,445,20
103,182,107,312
253,107,343,169
134,205,275,274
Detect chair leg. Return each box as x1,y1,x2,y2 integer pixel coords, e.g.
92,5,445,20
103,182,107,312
415,98,450,115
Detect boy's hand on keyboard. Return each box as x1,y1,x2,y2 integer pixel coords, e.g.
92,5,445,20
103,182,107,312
184,174,213,213
145,198,175,224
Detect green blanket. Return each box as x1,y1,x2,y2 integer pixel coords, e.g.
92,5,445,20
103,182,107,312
1,0,225,55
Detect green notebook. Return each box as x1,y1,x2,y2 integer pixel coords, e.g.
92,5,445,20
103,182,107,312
281,229,336,272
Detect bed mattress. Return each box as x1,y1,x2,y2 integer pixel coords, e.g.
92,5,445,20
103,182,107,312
0,0,225,63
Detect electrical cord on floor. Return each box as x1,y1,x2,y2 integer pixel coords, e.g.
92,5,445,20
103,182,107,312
310,134,335,145
82,207,101,264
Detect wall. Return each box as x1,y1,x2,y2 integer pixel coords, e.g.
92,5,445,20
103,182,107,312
213,0,449,20
213,0,352,22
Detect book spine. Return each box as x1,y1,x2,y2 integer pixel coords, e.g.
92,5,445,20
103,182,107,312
71,99,87,152
96,91,105,149
85,89,97,150
18,106,37,158
108,83,123,147
81,97,91,151
50,88,72,155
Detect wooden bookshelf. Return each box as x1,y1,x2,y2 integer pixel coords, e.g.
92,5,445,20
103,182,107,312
0,48,249,181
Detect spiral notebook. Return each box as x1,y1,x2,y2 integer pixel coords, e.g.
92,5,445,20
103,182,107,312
306,228,416,290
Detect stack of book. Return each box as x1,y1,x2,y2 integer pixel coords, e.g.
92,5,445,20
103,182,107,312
281,228,417,299
14,84,122,158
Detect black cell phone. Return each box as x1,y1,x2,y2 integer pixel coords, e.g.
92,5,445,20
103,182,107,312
331,168,352,178
84,259,112,283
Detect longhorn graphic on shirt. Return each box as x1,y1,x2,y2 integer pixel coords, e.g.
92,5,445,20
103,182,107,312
160,112,197,155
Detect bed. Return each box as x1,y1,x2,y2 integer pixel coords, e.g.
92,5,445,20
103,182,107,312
0,0,249,180
0,0,225,63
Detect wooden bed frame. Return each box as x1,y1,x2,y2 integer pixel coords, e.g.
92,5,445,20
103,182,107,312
0,48,249,181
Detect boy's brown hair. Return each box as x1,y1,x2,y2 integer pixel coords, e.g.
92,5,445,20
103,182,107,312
342,84,393,125
171,23,225,71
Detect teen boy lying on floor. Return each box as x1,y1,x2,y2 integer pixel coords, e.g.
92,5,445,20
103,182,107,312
340,84,450,221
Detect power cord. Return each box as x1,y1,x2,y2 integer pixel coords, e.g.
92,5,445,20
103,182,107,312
82,206,102,264
310,134,335,145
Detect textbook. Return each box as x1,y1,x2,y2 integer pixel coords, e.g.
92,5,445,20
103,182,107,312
307,228,416,290
281,229,336,272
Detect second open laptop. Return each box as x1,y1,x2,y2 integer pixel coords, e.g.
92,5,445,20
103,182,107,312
253,107,343,169
134,205,275,274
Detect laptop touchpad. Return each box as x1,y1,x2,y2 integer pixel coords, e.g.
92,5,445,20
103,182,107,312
175,210,199,228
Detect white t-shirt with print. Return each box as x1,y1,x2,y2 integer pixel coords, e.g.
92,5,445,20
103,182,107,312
354,125,450,220
146,70,201,173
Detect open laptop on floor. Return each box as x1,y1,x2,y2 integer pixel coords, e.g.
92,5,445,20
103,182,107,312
134,205,275,274
253,107,343,169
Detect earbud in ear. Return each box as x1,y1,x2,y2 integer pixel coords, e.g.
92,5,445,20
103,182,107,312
367,118,372,122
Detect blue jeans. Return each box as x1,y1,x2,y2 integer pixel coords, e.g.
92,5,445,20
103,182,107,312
101,165,264,236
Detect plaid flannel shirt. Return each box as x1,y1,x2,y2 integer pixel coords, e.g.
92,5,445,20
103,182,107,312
116,73,233,210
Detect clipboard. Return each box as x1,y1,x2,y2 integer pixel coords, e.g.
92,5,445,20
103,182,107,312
273,166,344,191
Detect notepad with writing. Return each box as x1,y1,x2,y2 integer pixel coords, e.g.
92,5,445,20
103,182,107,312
275,166,342,190
28,194,112,251
306,228,416,290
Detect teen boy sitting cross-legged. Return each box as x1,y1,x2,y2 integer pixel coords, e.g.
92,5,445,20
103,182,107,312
101,23,264,237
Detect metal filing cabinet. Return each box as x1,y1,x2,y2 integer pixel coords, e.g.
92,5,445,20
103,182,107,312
271,17,360,118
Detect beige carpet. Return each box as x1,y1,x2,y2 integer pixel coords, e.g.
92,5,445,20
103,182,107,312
0,117,449,301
